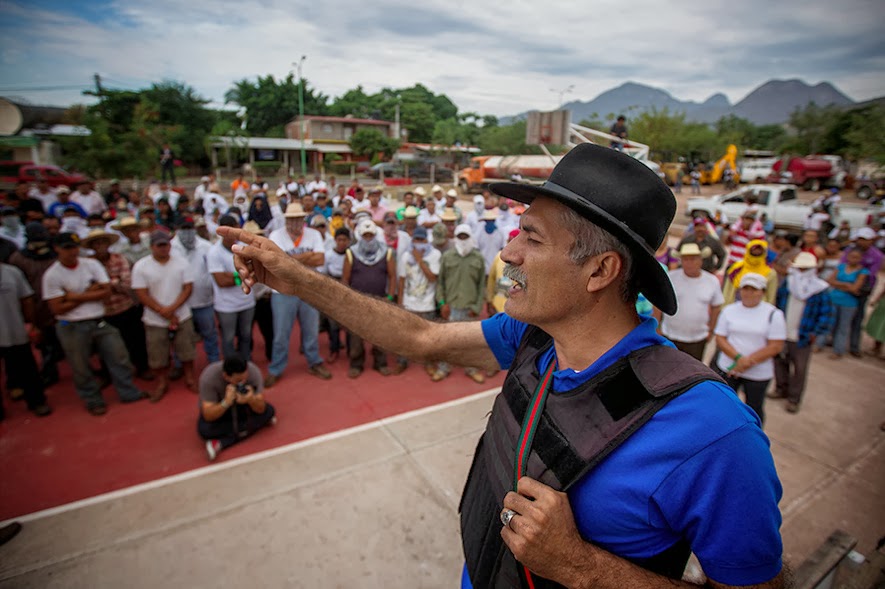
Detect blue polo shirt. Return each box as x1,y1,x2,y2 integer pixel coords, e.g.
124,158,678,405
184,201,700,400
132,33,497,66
461,314,783,587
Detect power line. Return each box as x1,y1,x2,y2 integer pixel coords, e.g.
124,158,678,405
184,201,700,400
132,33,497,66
0,84,91,92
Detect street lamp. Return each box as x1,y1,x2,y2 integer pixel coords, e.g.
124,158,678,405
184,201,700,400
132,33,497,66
550,85,575,109
293,56,307,175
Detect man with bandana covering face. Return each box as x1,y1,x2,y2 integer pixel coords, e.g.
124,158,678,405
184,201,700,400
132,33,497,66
465,195,486,235
433,224,487,384
0,207,26,249
172,217,220,366
395,226,440,375
341,219,397,378
9,223,62,387
771,252,833,414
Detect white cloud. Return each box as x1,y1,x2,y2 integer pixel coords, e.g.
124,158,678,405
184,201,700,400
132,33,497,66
1,0,883,116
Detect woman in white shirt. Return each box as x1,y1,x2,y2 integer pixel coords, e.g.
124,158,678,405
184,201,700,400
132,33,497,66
713,272,786,424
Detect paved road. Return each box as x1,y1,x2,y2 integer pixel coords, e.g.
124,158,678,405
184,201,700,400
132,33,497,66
1,343,883,588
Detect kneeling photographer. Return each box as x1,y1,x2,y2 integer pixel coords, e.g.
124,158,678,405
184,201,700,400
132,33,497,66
198,355,275,461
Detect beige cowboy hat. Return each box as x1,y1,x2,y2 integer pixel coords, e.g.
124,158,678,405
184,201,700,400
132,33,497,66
431,184,443,193
284,203,308,218
445,188,458,198
440,208,458,222
110,216,147,231
242,220,264,235
414,186,427,196
482,208,499,221
403,206,420,219
82,229,120,247
674,242,711,258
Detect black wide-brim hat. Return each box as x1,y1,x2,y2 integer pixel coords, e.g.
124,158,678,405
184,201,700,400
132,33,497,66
490,143,677,315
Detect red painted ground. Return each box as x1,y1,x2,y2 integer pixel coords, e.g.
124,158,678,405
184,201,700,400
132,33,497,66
0,328,503,520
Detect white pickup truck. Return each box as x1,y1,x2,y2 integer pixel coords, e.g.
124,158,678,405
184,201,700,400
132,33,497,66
686,184,882,230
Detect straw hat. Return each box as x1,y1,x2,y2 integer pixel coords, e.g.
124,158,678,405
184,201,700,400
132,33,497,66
675,243,711,258
110,216,146,231
414,186,427,196
242,220,264,235
403,206,420,219
446,188,458,198
440,208,458,222
482,208,499,221
81,229,120,247
431,184,443,193
284,203,308,218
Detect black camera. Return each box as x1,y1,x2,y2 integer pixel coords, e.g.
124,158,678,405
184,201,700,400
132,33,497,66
235,382,249,395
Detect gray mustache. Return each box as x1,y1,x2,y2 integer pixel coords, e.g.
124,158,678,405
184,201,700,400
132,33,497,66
503,264,526,288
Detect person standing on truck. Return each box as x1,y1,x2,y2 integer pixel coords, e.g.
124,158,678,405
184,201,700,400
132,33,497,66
609,115,628,151
159,143,176,184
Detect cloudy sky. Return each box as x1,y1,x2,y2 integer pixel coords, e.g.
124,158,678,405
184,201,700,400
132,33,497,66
1,0,883,117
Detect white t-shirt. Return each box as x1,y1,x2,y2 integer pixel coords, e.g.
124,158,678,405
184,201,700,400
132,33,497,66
714,301,786,381
42,258,110,322
171,236,214,309
29,187,57,212
152,190,180,210
268,226,325,292
206,242,255,313
661,270,725,343
201,192,228,215
72,191,107,215
306,180,327,194
131,255,193,327
0,263,34,346
324,248,347,279
417,209,441,226
397,248,441,312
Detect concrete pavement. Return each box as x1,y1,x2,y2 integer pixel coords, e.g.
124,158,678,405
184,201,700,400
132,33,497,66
1,342,883,588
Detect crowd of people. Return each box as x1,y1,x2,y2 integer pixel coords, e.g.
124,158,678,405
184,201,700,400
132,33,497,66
655,199,884,422
1,170,883,458
0,174,525,460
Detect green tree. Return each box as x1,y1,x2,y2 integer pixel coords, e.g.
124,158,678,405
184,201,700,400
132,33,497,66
477,121,542,155
349,128,400,162
783,102,841,154
225,74,329,136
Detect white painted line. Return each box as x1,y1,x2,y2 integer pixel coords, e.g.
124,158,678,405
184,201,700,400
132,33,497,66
3,387,500,525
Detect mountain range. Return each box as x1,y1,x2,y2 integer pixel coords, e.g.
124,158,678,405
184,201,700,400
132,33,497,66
504,79,858,126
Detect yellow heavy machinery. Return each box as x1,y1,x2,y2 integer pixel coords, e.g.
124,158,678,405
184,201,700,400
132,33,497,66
700,144,740,185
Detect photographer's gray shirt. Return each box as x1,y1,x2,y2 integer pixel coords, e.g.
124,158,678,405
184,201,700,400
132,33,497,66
198,361,264,404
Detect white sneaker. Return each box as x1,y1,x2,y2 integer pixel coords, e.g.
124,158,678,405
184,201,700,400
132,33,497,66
206,439,222,461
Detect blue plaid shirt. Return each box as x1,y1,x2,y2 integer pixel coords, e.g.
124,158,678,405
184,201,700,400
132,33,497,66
775,284,834,348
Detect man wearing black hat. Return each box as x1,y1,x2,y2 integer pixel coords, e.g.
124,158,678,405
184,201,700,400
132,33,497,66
42,233,148,415
218,144,785,588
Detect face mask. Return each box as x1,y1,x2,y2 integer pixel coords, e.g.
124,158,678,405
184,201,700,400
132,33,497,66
498,204,508,212
178,228,197,250
61,217,86,234
484,221,497,234
2,216,20,231
474,201,484,215
362,238,380,254
455,237,473,257
413,242,432,256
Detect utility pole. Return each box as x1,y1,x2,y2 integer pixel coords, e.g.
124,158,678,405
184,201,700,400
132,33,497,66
293,56,307,175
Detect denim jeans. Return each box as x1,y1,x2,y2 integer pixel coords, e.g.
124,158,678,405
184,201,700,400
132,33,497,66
56,319,142,408
192,305,220,363
848,294,869,354
832,304,856,356
197,403,275,450
216,307,255,361
269,293,322,376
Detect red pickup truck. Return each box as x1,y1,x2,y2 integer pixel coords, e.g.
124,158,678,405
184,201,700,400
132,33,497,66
0,161,89,190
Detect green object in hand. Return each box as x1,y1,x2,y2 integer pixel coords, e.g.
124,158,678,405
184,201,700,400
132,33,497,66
233,271,242,286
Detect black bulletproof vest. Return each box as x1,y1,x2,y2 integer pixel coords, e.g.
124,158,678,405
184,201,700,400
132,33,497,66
459,326,725,589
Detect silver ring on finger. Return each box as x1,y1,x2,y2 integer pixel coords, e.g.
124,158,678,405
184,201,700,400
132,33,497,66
500,508,516,528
